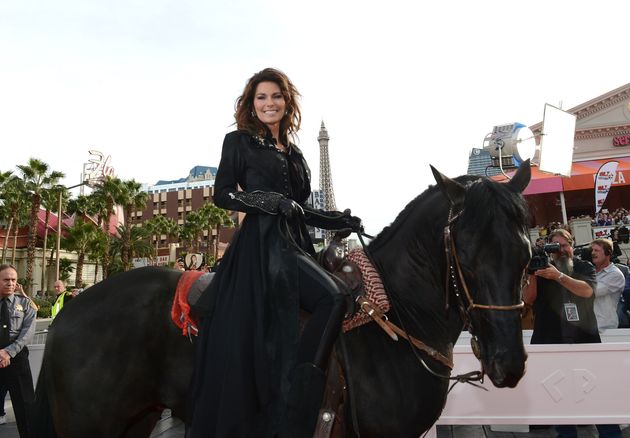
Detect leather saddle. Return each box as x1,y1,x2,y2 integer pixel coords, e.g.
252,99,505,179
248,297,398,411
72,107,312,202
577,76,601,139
317,236,365,319
313,236,365,438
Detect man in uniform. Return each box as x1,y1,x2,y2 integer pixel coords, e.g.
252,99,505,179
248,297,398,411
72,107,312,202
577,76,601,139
0,264,36,437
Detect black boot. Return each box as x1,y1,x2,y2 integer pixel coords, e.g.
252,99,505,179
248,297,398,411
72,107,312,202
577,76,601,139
279,363,326,438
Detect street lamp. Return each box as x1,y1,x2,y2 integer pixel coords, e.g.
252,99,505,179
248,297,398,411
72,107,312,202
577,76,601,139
55,181,89,283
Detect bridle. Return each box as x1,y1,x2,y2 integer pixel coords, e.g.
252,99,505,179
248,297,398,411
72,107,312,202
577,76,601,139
444,206,525,316
443,205,525,359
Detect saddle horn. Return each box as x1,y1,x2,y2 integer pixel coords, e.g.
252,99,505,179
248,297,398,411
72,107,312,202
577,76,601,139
430,165,466,206
507,159,531,194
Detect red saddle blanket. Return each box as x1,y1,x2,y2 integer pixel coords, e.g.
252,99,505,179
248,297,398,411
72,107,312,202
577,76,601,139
171,270,205,337
342,249,390,332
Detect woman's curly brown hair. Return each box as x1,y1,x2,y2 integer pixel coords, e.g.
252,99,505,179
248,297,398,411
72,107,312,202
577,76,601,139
234,68,302,143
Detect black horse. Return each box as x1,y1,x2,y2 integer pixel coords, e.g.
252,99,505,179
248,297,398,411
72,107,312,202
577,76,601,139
34,163,532,437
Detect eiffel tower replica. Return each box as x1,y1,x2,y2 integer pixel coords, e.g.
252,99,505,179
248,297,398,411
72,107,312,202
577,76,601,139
318,121,337,244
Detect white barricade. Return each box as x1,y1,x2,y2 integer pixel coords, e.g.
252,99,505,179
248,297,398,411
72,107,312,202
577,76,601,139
25,326,630,436
425,329,630,438
28,343,45,386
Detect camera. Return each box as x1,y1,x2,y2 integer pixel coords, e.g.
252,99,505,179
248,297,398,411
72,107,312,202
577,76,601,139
528,243,560,273
575,244,592,263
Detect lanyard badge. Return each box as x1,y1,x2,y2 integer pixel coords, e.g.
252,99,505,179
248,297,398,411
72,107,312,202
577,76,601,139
564,302,580,322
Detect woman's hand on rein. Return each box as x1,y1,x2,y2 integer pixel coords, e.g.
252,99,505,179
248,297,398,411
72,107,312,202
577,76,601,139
342,209,363,233
278,198,304,219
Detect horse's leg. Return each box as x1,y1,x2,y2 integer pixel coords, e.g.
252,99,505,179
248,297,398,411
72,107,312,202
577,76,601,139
341,326,449,438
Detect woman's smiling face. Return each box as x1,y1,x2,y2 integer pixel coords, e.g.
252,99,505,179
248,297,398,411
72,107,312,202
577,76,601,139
253,81,286,129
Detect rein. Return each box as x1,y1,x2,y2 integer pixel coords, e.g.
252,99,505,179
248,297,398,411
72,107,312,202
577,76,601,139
356,295,453,369
358,232,479,386
358,205,523,391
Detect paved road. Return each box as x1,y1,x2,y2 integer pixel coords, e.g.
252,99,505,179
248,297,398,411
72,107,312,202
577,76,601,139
1,401,627,438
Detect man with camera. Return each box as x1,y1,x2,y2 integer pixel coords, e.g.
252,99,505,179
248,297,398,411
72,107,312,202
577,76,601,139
524,228,599,345
523,229,621,437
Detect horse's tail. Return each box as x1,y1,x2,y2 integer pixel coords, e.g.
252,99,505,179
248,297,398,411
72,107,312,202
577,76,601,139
32,363,57,438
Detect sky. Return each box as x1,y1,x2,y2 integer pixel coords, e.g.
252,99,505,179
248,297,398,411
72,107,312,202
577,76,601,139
1,0,630,235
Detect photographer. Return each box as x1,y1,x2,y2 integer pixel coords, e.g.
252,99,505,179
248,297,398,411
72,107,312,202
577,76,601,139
523,229,599,345
523,230,620,438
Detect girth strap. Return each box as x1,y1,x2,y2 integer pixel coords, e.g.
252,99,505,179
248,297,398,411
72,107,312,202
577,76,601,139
356,296,454,369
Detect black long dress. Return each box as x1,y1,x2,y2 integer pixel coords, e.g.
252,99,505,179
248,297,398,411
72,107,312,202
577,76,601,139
189,130,346,437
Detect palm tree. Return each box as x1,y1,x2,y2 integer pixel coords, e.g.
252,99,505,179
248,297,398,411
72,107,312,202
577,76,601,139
58,257,74,284
0,176,26,264
91,176,125,279
111,224,154,269
11,207,29,266
119,180,149,271
86,230,107,285
0,172,12,261
67,195,95,222
16,158,64,294
145,215,179,256
198,203,234,265
62,221,98,288
0,170,11,188
182,211,205,253
40,186,69,294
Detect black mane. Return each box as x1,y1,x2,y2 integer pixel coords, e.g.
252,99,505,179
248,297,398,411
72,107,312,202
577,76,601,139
370,174,529,254
459,176,529,234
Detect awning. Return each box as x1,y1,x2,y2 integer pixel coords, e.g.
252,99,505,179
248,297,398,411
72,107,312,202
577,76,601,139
491,156,630,194
491,167,563,195
562,158,630,191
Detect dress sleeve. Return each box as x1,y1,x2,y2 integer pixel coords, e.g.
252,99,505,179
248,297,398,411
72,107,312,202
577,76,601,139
213,133,284,215
302,205,360,231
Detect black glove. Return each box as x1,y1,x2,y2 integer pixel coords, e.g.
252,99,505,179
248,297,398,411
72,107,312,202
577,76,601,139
341,209,362,233
278,198,304,220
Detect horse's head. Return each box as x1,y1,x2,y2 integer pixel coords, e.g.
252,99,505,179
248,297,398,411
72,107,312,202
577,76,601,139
432,161,531,388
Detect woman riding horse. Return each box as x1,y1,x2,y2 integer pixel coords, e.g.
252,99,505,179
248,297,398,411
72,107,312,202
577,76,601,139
188,67,362,438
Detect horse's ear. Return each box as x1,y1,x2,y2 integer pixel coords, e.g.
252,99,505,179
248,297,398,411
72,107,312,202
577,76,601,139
430,165,466,206
507,159,531,194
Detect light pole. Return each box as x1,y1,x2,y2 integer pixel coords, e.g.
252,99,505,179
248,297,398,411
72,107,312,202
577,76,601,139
55,181,89,282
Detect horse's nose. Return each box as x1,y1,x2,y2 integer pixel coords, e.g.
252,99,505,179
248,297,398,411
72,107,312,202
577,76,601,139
488,350,527,388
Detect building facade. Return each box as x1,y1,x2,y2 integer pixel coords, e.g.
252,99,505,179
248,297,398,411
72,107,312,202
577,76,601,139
132,166,236,259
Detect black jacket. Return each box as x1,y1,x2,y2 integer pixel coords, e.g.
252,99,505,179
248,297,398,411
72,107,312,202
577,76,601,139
213,129,353,231
189,130,350,437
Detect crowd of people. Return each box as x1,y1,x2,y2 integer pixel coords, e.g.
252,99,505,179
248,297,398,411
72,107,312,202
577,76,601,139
535,207,630,239
595,207,630,226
